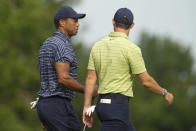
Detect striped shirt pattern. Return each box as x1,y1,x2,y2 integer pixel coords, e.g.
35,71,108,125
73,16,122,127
88,32,146,97
38,31,77,100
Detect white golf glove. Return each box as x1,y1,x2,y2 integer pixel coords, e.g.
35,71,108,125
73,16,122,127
85,105,96,116
30,97,39,109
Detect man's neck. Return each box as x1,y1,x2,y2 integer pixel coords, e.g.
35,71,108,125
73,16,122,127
114,28,129,36
57,28,70,38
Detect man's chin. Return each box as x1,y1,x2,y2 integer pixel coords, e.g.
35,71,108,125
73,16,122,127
73,32,78,36
69,33,77,37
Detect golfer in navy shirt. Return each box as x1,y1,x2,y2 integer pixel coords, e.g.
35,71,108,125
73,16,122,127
37,6,97,131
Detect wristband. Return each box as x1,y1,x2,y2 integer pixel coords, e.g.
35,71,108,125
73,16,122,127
162,88,167,97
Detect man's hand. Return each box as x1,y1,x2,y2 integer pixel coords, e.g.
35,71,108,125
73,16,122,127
163,92,174,106
83,106,93,128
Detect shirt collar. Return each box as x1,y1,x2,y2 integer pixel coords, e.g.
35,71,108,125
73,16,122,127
109,32,128,39
53,30,70,42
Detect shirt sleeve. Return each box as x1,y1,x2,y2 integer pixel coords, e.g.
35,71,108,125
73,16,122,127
54,41,74,64
87,47,95,70
128,46,146,74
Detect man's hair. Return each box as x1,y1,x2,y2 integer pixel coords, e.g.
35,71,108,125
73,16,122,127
54,18,68,29
115,18,131,30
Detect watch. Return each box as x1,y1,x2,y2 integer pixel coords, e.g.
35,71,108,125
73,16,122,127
162,88,167,97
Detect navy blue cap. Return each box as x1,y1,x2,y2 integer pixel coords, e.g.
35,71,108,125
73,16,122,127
114,8,134,25
54,6,86,23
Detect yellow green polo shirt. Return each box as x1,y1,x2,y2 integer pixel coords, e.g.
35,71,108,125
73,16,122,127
88,32,146,97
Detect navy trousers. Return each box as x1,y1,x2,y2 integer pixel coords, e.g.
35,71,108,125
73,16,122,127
96,93,135,131
37,96,80,131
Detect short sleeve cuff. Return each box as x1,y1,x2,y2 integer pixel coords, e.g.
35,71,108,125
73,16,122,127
87,66,95,70
55,57,72,64
132,67,146,74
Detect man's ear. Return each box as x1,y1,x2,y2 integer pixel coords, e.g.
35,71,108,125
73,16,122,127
112,19,116,27
59,19,66,27
129,22,135,29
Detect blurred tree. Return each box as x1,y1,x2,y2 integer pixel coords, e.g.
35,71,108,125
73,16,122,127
131,32,196,131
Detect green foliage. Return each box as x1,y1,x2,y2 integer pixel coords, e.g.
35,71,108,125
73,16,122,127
131,32,196,131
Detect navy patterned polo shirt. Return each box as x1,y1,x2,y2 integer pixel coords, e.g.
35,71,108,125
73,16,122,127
38,31,77,100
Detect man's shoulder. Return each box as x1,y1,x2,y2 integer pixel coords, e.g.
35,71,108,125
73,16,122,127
43,35,70,48
91,36,109,48
124,40,140,50
51,35,69,45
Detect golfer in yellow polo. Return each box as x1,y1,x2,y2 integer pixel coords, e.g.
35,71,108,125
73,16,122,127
83,8,174,131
